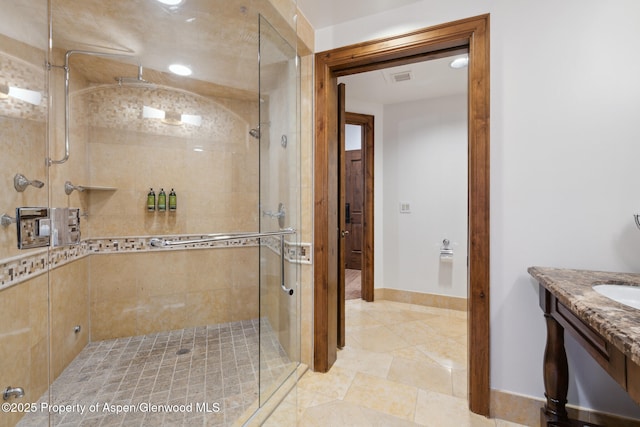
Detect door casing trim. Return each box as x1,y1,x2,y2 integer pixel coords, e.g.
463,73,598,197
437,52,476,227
312,14,490,416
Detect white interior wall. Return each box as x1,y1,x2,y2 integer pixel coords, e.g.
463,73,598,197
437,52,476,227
383,94,467,298
323,0,640,418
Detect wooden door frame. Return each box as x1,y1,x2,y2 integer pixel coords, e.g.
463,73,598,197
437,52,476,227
313,14,490,415
345,112,374,302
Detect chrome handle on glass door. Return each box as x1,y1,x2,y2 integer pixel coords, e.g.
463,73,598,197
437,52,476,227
149,228,295,296
280,234,294,296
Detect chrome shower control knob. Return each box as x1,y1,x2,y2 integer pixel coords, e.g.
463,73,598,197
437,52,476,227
3,386,24,400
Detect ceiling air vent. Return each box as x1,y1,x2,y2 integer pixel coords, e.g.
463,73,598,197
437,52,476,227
390,71,412,83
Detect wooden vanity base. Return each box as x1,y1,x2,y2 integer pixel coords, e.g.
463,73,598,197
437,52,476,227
540,286,606,427
530,267,640,427
541,408,602,427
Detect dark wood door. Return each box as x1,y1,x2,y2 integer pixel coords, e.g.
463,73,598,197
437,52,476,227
346,112,375,303
345,149,363,270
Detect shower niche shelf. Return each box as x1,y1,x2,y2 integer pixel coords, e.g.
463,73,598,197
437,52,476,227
78,186,117,191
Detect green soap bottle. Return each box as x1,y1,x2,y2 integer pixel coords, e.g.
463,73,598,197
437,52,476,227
147,188,156,211
158,188,166,211
169,188,177,211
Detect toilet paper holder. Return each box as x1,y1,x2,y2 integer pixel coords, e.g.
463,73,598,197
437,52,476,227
440,239,453,259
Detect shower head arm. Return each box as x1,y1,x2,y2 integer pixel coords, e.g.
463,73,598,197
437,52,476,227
49,49,138,166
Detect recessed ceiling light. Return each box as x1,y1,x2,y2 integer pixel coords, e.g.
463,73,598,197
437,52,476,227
450,56,469,69
168,64,192,76
156,0,183,5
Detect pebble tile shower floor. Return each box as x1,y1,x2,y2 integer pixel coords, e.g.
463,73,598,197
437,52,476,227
18,319,292,427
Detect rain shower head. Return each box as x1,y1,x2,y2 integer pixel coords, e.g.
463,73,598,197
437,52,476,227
114,65,155,87
115,77,154,86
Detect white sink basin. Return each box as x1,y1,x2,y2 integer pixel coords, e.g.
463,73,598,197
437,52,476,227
593,284,640,310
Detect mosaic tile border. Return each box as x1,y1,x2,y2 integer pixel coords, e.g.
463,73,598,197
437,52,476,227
0,233,311,292
0,248,51,290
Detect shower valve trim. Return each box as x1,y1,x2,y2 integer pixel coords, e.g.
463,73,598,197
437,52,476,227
14,173,44,192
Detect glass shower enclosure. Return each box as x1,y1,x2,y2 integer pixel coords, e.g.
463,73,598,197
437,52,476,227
0,0,300,426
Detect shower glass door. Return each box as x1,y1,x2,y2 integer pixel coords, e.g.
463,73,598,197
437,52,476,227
258,14,301,409
21,1,299,427
0,3,50,427
0,1,300,426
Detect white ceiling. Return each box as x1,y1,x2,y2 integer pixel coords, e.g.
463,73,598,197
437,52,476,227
1,0,465,104
296,0,422,29
338,54,468,105
297,0,467,105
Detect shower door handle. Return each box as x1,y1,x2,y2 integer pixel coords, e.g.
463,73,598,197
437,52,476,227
150,228,295,247
280,234,294,296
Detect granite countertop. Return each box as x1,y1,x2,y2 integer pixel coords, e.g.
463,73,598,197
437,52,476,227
528,266,640,366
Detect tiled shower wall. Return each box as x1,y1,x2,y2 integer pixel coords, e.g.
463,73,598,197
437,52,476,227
0,34,47,262
0,35,50,427
89,248,260,341
0,256,90,427
0,8,317,423
77,81,259,238
0,272,49,427
0,245,263,427
0,31,269,427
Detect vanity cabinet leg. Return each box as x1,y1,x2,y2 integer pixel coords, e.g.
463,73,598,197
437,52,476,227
542,312,570,425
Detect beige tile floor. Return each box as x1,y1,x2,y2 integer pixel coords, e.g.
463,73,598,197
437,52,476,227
17,319,291,427
265,299,528,427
